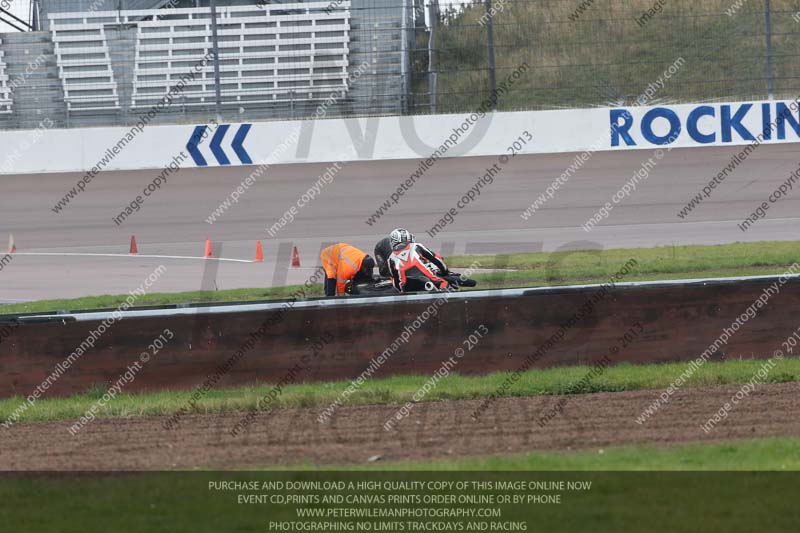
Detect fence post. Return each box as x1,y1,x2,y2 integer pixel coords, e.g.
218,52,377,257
764,0,774,99
400,0,411,115
31,0,40,31
484,0,497,110
209,0,223,119
428,0,438,113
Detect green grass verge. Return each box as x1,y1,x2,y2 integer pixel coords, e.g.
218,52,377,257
0,285,308,316
282,437,800,472
2,240,799,315
447,240,800,282
3,357,796,425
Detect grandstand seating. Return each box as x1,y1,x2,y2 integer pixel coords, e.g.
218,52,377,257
48,3,351,111
0,40,13,113
132,3,351,108
49,14,120,111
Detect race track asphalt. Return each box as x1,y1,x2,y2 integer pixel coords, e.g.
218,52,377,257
1,143,799,300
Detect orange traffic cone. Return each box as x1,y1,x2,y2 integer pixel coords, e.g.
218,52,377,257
254,240,264,262
291,246,301,268
129,235,138,255
204,239,213,258
7,233,15,253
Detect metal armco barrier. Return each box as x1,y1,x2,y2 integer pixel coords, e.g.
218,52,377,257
1,274,798,398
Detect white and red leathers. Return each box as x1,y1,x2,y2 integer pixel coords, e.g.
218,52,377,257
387,242,449,292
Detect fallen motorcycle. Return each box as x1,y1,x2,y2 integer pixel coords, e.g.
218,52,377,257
345,271,477,296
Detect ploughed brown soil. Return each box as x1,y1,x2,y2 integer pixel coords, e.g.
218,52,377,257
1,382,799,470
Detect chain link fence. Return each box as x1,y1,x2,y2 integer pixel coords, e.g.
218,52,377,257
420,0,800,113
0,0,798,130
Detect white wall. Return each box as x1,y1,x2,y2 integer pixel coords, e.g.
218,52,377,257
2,99,799,175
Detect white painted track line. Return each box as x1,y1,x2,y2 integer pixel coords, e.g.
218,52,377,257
9,252,254,263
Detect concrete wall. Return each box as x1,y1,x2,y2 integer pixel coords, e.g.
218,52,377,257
2,99,799,175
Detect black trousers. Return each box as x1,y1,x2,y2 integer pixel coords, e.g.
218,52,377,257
324,277,337,297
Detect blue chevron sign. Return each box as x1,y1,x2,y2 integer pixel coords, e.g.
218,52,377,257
187,123,252,166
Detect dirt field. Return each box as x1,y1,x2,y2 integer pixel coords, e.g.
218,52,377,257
2,382,799,470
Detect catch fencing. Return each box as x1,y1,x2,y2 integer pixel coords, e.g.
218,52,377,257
0,0,798,130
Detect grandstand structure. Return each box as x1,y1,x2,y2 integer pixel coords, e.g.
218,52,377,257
51,16,121,112
0,39,12,114
0,0,410,129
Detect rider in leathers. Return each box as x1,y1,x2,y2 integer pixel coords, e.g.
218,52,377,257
386,228,449,292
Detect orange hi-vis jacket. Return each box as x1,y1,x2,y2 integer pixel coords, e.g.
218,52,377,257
320,243,368,295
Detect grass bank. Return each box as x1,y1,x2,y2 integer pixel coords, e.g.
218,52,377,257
292,436,800,471
1,357,796,425
2,240,798,315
